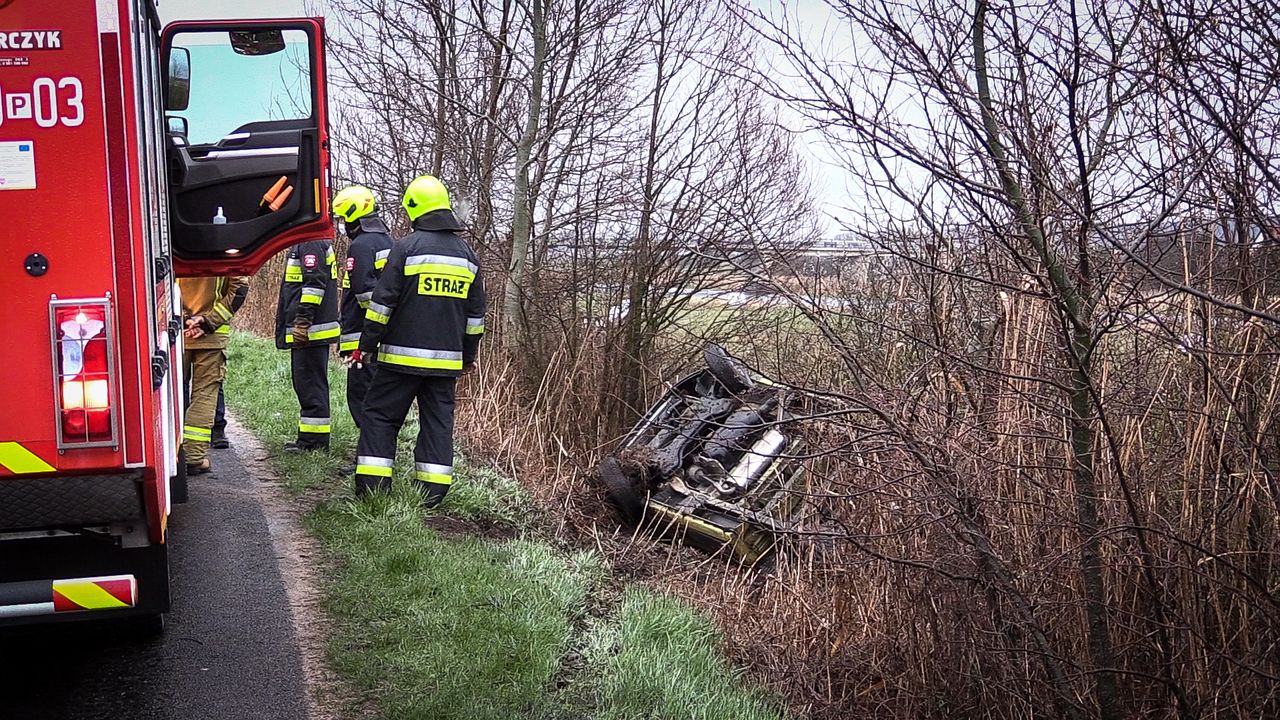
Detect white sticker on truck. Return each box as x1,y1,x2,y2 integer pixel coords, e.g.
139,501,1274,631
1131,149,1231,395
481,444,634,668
97,0,118,33
0,140,36,190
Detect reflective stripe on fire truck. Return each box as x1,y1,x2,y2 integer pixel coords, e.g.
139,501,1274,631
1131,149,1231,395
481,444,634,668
0,442,55,474
52,576,137,612
0,575,139,619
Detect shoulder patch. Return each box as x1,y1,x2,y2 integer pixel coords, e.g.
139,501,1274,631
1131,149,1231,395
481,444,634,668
346,256,356,272
303,254,318,268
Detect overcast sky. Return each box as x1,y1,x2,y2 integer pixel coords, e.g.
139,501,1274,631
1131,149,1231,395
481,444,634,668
156,0,852,234
158,0,307,24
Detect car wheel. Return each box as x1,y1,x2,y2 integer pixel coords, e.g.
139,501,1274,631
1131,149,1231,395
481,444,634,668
599,457,644,524
704,344,753,394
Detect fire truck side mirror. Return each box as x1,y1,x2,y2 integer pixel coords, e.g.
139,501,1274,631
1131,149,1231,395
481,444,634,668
166,116,189,140
166,47,191,112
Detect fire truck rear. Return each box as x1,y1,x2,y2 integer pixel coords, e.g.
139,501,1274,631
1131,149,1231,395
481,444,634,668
0,0,331,629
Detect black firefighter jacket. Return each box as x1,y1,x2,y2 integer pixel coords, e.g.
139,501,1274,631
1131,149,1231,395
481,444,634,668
338,217,395,354
358,210,486,376
275,239,340,349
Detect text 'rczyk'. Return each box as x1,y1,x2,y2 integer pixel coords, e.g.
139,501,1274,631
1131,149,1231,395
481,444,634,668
0,31,62,51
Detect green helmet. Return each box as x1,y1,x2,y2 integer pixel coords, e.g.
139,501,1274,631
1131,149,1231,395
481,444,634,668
402,175,451,221
332,185,377,222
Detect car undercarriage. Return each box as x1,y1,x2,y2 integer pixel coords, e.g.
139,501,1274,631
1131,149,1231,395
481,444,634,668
598,345,821,565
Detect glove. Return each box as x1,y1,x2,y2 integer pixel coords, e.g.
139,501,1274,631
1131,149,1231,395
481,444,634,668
342,349,364,369
291,318,311,344
184,315,207,340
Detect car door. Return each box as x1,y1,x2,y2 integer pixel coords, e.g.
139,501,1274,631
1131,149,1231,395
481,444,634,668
161,19,331,276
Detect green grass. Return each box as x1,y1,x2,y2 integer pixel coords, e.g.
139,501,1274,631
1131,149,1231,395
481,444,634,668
224,332,789,720
313,495,603,720
588,589,786,720
223,335,526,522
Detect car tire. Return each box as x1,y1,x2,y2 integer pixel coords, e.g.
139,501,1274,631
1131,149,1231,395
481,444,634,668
599,457,644,524
704,344,753,394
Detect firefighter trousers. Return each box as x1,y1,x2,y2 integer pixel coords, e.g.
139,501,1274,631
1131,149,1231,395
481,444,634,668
183,348,226,464
354,368,456,504
346,363,376,429
291,345,331,448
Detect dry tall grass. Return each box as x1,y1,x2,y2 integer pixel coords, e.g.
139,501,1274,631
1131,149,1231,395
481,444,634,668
449,237,1280,719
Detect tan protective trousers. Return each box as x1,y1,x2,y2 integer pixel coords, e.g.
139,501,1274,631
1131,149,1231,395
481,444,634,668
182,348,226,464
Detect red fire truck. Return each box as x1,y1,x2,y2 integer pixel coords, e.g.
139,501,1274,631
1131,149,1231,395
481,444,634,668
0,0,331,628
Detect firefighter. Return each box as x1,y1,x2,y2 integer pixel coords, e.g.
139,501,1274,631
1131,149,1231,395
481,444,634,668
333,185,394,429
275,238,340,452
210,278,249,449
179,275,249,474
350,175,485,503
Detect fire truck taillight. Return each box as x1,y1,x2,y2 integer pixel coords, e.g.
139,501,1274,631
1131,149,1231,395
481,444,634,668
50,299,118,448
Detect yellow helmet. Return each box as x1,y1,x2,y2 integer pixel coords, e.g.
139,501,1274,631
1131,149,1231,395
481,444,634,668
332,185,377,223
402,175,451,221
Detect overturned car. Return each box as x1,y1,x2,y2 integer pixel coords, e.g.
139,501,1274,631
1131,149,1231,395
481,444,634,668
598,345,820,564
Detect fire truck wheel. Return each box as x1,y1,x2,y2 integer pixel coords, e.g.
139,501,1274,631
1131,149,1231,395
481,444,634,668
172,448,190,504
599,457,644,524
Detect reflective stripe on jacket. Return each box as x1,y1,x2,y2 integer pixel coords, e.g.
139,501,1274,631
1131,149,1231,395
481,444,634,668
339,218,395,353
358,210,485,376
275,239,340,349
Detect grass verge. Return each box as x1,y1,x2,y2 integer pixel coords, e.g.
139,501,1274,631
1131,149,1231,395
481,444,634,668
224,332,787,720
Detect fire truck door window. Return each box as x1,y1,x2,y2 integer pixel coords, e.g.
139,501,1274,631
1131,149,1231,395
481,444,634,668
169,29,311,147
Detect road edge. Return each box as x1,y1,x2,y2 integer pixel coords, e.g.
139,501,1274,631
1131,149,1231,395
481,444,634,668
225,415,350,720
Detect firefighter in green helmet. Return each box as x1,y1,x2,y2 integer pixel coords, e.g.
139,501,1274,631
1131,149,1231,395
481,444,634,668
332,185,394,431
349,175,486,504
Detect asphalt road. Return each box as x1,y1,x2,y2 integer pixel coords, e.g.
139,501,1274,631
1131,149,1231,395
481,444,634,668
0,441,311,720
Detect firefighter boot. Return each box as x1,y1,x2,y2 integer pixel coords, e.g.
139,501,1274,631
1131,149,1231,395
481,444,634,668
187,458,211,476
211,387,230,448
355,474,392,497
283,440,328,454
415,480,450,509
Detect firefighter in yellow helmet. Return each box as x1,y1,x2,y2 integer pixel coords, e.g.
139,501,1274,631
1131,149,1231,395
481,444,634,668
179,275,248,474
332,185,394,429
350,175,486,503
